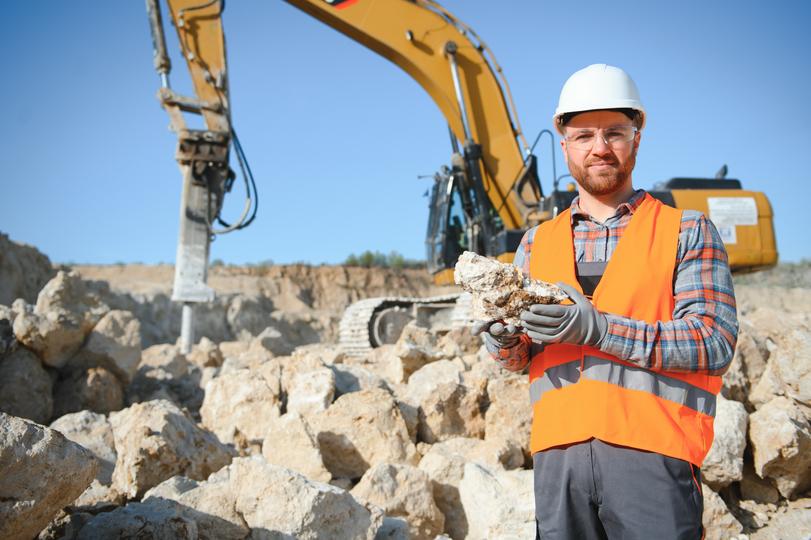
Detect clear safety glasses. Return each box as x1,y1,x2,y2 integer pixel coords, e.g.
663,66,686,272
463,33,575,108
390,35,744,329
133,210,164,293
564,125,638,150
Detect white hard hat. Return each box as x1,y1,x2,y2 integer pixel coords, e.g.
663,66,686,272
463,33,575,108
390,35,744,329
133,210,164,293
553,64,646,134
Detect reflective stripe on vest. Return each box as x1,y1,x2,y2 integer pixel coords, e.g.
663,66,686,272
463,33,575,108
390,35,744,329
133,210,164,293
527,193,722,466
529,356,717,417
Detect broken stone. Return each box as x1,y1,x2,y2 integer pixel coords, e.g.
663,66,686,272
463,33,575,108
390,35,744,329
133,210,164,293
749,396,811,499
702,484,744,540
14,271,109,367
750,499,811,540
0,233,55,305
454,251,566,324
200,367,282,448
287,367,336,417
458,461,536,540
261,413,331,483
52,367,124,418
133,456,381,539
701,394,748,489
740,461,780,505
312,388,419,480
351,463,444,540
71,309,141,384
418,437,523,539
0,412,97,540
49,410,116,485
110,399,232,499
0,346,53,423
485,374,532,463
330,363,389,397
186,336,224,368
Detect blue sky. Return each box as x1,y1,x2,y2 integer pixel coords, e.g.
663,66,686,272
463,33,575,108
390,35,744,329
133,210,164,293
1,1,809,265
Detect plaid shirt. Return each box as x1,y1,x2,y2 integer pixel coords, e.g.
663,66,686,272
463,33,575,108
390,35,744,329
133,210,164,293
489,189,738,375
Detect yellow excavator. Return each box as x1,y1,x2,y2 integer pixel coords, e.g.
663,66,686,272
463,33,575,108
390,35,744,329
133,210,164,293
145,0,777,354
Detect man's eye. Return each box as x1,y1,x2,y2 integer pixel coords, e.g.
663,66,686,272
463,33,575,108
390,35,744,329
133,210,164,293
574,133,594,142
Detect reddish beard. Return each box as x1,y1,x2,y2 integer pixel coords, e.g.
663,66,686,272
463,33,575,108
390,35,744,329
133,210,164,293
567,149,637,196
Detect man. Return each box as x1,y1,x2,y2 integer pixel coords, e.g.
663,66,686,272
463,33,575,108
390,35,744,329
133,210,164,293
473,64,737,539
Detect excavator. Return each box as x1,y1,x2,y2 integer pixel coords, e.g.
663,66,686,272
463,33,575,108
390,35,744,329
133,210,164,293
145,0,778,354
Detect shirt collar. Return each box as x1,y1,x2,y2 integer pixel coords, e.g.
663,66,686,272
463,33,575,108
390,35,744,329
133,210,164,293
570,188,647,222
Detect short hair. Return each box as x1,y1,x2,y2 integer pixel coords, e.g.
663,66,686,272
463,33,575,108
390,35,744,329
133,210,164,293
559,108,642,129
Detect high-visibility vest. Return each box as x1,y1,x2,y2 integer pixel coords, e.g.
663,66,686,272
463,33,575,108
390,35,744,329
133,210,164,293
528,193,721,466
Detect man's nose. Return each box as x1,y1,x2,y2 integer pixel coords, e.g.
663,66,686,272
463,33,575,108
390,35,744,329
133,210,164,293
591,133,612,155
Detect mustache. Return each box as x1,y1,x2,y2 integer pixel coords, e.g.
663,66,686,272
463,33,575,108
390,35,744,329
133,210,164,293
585,158,618,167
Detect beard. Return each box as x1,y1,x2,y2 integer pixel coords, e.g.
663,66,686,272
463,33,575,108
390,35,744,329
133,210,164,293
567,149,637,196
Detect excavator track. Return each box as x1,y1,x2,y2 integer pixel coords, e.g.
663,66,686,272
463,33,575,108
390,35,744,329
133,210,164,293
339,293,466,357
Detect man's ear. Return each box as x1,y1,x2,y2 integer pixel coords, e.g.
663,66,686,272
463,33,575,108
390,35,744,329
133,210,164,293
560,138,568,161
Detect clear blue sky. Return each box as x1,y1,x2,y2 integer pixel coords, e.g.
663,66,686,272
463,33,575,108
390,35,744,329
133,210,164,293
2,1,809,265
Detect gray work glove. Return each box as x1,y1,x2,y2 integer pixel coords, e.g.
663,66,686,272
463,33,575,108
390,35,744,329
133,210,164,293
519,282,608,347
471,320,522,349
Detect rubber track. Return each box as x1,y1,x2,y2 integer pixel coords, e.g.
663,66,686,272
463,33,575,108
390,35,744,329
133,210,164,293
338,293,463,357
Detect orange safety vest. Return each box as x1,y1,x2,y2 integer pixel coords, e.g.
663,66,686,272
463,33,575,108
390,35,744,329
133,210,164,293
528,194,721,466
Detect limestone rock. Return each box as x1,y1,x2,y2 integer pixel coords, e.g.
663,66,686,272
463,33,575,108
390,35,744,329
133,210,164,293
0,233,55,305
138,343,188,377
50,410,116,485
454,251,566,324
110,399,231,499
72,310,141,384
287,367,336,417
75,500,199,539
200,367,282,447
331,363,389,397
418,437,523,539
126,344,202,413
52,367,123,418
414,378,487,444
722,327,766,404
14,271,109,367
392,323,443,379
0,413,97,540
740,461,780,504
406,359,463,404
702,484,743,540
262,413,331,483
37,510,94,540
0,346,53,423
227,295,275,342
72,478,125,510
436,326,483,359
312,388,418,480
702,394,748,489
458,462,536,540
130,456,381,539
485,374,532,462
186,336,224,368
351,463,444,540
750,358,786,409
749,396,811,499
771,328,811,407
750,499,811,540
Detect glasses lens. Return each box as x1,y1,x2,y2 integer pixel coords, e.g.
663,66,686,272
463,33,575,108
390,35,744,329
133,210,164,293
565,126,636,149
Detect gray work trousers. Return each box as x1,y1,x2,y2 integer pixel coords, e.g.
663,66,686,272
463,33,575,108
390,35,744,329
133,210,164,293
533,438,704,540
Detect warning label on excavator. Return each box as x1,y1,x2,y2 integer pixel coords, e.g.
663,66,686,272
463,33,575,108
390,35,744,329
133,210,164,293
707,197,758,245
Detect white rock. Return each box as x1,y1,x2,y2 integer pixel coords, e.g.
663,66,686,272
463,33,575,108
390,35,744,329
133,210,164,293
287,367,336,417
454,251,566,324
133,456,381,539
331,363,389,396
702,394,748,489
200,367,282,446
0,412,98,540
351,463,444,540
74,310,142,384
458,462,536,540
110,399,231,498
485,375,532,462
418,437,523,539
749,396,811,499
750,499,811,540
75,499,199,539
771,328,811,407
406,360,463,404
262,413,331,483
0,346,52,423
53,367,123,418
12,271,109,367
50,410,116,485
186,336,224,368
312,388,418,480
702,484,744,540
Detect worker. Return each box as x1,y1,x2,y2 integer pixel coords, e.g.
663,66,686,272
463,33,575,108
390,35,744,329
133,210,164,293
472,64,737,539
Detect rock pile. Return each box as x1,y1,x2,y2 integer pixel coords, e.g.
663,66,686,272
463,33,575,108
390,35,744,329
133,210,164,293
0,235,809,538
